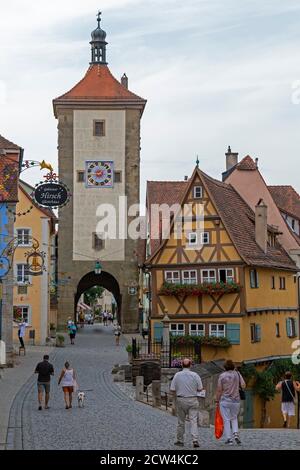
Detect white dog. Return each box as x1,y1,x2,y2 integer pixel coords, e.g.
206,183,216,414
77,391,85,408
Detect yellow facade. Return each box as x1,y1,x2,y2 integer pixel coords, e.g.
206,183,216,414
13,184,55,345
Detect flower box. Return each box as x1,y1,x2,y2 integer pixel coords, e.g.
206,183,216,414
159,281,241,297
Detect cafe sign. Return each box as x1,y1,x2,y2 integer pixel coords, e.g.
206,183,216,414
33,181,70,209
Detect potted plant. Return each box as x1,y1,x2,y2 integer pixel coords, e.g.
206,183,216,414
56,334,65,348
50,323,56,338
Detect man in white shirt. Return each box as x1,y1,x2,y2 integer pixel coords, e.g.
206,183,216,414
18,320,28,349
170,358,203,448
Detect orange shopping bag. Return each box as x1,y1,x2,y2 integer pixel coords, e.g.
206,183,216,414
214,404,224,439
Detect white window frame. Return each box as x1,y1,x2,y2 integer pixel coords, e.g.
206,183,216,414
14,305,32,326
16,228,32,247
201,269,216,283
189,323,205,337
219,268,235,283
193,186,203,199
188,232,198,246
182,270,197,285
169,323,185,336
165,271,180,284
201,232,210,244
209,323,226,338
16,263,30,285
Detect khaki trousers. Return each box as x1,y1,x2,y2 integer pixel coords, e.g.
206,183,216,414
176,397,199,443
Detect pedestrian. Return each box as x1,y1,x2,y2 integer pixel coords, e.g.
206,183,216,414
275,371,300,428
103,311,108,326
108,312,113,325
34,355,54,410
79,311,85,328
68,321,77,345
216,359,246,445
18,320,28,349
58,361,77,410
114,323,121,346
170,358,203,448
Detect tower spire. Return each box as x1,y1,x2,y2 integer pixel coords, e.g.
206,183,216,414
90,12,108,65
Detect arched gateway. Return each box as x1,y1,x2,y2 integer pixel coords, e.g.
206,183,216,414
53,14,146,331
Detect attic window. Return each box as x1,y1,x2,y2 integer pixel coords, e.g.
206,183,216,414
193,186,203,199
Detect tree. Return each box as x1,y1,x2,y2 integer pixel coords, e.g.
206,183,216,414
84,286,104,307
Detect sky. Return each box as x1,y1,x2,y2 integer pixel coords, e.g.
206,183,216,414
1,0,300,201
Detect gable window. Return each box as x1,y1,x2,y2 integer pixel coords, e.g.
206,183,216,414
165,271,180,284
114,171,122,183
77,171,85,183
188,232,197,246
170,323,185,336
93,120,105,137
182,270,197,285
286,318,297,338
14,306,31,325
209,323,225,338
17,264,30,284
189,323,205,337
292,219,295,231
193,186,203,199
279,277,286,290
271,276,276,289
276,322,280,337
17,229,31,246
201,232,209,244
93,233,105,251
201,269,216,283
219,269,234,283
250,323,261,343
250,269,259,288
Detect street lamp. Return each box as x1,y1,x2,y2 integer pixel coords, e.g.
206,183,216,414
95,260,102,275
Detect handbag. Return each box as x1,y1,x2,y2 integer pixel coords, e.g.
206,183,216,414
237,371,246,400
214,404,224,439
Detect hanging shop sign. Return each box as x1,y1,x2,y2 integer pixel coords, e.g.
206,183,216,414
33,176,71,210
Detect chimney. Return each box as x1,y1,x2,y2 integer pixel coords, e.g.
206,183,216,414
184,176,188,181
121,73,128,89
225,146,238,171
255,199,268,253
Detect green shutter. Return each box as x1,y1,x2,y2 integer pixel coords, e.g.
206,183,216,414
255,324,261,342
295,319,299,338
154,322,163,342
286,318,292,338
226,323,240,345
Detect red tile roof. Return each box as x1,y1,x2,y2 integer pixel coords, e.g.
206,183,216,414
0,134,20,151
0,156,19,202
54,64,146,103
236,155,257,170
268,185,300,220
146,171,297,271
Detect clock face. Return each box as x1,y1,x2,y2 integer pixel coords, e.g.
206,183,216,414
85,161,114,188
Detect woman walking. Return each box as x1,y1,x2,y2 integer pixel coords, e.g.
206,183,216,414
68,321,77,345
216,359,246,445
276,371,300,428
58,362,76,409
114,323,121,346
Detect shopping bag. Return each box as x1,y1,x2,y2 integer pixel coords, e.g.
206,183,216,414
214,404,224,439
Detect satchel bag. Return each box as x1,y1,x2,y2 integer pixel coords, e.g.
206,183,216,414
284,380,295,403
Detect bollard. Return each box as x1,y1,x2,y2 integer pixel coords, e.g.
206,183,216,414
152,380,161,408
136,376,144,402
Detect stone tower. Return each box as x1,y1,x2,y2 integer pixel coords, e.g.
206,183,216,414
53,13,146,332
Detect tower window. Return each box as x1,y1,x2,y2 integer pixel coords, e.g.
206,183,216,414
77,171,85,183
93,120,105,137
93,233,105,251
114,171,122,183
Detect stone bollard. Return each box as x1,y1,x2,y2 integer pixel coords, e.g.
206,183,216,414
136,376,144,401
152,380,161,408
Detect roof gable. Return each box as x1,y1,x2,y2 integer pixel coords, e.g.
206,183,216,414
268,185,300,220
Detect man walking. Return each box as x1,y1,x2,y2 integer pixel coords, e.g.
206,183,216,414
34,355,54,410
170,358,203,448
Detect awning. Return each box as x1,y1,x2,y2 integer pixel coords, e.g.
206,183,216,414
77,302,92,311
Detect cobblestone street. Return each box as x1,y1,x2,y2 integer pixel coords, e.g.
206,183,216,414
6,325,300,450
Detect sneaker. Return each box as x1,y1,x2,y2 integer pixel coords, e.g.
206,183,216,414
38,406,42,411
65,405,69,409
283,421,287,428
193,441,200,448
174,441,184,446
224,439,233,445
233,433,241,445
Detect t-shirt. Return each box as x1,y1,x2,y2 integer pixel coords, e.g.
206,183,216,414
35,361,54,383
18,323,27,337
281,380,295,403
170,369,203,397
217,370,245,401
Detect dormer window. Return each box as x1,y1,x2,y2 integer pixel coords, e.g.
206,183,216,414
193,186,203,199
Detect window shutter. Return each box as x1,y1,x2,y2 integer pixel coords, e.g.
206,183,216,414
154,322,163,342
286,318,292,338
255,324,261,342
226,323,240,345
294,319,299,338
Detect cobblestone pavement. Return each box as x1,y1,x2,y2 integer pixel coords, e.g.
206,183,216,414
9,325,300,450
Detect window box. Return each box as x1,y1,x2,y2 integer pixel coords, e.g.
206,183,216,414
170,334,231,348
159,281,241,297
